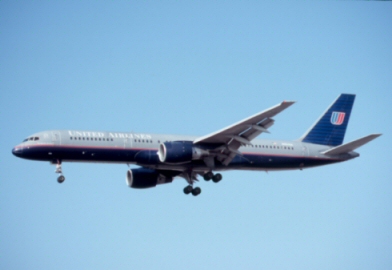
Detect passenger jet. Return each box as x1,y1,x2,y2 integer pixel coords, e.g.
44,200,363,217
12,94,381,196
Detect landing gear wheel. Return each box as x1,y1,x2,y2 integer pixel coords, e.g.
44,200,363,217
184,185,193,195
204,172,214,181
57,175,65,184
192,187,201,196
212,173,222,183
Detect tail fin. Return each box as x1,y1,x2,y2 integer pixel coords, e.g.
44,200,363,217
300,94,355,146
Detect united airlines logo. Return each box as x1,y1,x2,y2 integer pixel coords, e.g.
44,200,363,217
331,111,345,125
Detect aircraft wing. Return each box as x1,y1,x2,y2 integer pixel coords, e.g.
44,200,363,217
194,101,295,165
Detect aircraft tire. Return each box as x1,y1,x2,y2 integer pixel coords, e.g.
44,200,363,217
57,175,65,184
204,172,213,181
184,185,193,195
212,173,222,183
192,187,201,196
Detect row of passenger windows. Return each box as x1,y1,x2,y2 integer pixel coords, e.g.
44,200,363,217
69,137,157,143
70,137,113,141
68,136,294,150
134,139,156,143
248,144,294,150
23,137,39,142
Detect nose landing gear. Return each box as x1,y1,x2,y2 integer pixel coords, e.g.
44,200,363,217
57,175,65,183
55,160,65,184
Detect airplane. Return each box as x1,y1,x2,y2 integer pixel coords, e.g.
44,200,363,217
12,94,381,196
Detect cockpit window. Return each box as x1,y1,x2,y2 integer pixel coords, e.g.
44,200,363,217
23,137,39,142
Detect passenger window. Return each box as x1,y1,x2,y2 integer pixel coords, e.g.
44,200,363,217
99,138,101,141
70,137,73,140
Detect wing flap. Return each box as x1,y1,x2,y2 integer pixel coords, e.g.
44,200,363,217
322,134,381,155
194,100,295,166
194,101,295,145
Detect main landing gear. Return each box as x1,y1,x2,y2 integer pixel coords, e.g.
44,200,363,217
203,172,222,183
55,160,65,184
183,172,223,196
182,170,203,196
183,186,201,196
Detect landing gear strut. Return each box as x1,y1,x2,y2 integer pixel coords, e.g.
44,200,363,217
55,160,65,184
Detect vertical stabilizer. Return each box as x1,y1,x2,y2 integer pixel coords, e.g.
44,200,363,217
300,94,355,146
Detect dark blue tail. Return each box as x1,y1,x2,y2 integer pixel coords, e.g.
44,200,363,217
301,94,355,146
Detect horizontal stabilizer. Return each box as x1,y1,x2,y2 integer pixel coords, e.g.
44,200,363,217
322,134,381,155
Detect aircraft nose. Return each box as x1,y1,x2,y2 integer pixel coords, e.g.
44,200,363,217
12,146,23,157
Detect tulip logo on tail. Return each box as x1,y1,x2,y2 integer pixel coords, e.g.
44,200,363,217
331,112,345,125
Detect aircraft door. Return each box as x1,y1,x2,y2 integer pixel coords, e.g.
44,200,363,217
301,144,309,156
52,131,61,145
124,138,132,148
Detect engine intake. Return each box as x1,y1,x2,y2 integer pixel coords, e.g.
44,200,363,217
158,141,208,164
126,168,172,189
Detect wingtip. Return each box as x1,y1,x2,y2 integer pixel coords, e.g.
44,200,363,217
282,100,296,105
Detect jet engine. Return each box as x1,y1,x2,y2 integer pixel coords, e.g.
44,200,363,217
126,168,172,189
158,141,208,164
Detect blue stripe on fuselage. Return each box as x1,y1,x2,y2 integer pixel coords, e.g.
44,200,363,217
19,144,342,170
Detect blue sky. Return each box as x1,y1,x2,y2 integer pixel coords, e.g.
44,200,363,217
1,2,391,269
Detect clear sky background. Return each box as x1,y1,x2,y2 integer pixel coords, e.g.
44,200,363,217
1,2,391,269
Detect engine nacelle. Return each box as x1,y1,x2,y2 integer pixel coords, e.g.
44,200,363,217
158,141,208,164
126,168,172,189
